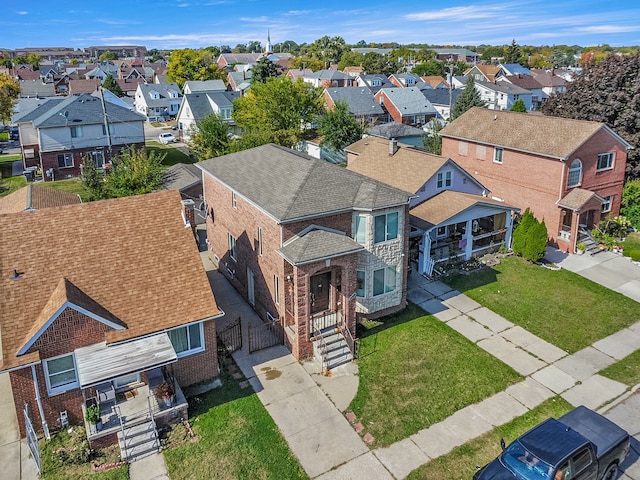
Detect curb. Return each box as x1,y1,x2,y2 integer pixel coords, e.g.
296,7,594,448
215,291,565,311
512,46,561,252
598,383,640,415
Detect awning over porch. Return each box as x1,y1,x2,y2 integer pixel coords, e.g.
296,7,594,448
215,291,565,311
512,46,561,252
75,332,177,388
556,188,605,211
277,228,363,266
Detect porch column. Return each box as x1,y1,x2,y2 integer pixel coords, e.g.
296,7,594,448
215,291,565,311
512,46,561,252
418,232,430,274
505,212,515,249
464,219,473,259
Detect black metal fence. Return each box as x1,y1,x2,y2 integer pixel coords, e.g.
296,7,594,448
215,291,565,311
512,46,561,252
248,318,284,353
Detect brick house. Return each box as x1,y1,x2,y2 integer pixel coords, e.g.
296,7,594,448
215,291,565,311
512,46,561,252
0,191,223,451
198,144,412,365
440,108,631,252
374,87,438,126
12,93,145,181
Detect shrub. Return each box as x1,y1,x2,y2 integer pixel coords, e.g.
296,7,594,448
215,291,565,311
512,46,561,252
523,218,548,262
512,208,535,255
623,249,640,261
576,242,586,251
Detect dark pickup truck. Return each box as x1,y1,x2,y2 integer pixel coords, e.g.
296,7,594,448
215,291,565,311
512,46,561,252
474,406,630,480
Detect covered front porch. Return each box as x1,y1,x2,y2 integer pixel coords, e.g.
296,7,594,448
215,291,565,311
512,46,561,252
557,188,605,252
410,192,517,275
74,333,188,450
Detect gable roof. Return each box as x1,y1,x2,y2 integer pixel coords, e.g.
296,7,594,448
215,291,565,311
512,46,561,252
410,190,517,230
0,184,81,214
421,88,461,107
440,107,632,160
162,163,202,192
197,144,412,222
377,87,437,116
324,87,384,116
19,79,56,97
499,64,532,76
556,188,605,211
464,64,501,82
365,122,425,140
421,76,448,88
68,78,101,95
502,74,543,90
0,190,222,371
136,82,182,107
183,79,226,93
180,91,239,123
277,227,363,266
346,137,449,193
476,79,532,96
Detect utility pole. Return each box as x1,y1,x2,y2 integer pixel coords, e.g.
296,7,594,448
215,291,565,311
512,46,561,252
447,58,454,121
99,87,113,165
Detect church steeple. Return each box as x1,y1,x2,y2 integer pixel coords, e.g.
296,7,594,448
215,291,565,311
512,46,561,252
265,29,272,55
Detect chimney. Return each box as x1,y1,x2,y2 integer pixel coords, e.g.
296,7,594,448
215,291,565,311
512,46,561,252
181,199,197,240
389,138,398,156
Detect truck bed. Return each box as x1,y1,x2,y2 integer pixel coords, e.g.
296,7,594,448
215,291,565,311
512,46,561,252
558,405,629,457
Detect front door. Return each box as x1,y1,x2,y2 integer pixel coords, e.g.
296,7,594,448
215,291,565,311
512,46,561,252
310,272,331,314
579,210,594,229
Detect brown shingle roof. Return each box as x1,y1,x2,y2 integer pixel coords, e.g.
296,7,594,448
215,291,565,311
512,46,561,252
440,107,618,160
346,137,448,194
556,188,604,211
410,190,516,230
0,184,81,214
0,190,222,370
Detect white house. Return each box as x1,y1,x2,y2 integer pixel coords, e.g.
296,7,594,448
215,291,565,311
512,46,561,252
134,82,182,121
475,80,533,111
176,91,240,143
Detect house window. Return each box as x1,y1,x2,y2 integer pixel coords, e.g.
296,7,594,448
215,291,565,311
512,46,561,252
371,79,381,87
70,126,83,138
57,153,73,168
91,151,105,168
354,214,367,244
101,124,115,135
257,227,263,256
493,147,504,164
44,353,78,394
228,233,236,261
567,159,582,187
167,323,204,358
597,152,614,171
601,195,612,213
458,141,468,156
220,108,231,120
436,225,448,238
373,266,397,296
437,170,453,189
232,191,237,208
406,77,415,85
274,275,280,305
374,212,398,243
356,270,366,297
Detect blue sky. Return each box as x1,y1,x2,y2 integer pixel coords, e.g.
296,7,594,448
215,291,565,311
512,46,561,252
2,0,640,50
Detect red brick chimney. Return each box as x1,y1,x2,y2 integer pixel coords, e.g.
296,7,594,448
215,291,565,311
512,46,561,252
181,199,197,240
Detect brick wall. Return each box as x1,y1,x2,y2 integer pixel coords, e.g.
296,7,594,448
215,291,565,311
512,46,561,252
172,319,219,387
442,129,627,249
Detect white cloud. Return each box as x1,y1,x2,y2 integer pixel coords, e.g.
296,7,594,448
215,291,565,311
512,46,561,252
16,11,28,15
405,6,497,21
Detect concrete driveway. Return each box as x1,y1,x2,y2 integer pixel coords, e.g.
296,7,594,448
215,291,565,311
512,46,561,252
545,248,640,303
0,373,38,480
604,390,640,479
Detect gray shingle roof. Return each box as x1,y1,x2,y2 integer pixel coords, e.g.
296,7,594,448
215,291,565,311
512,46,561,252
421,88,461,106
198,144,411,222
162,163,201,192
380,87,438,116
324,87,384,116
183,80,226,93
476,80,532,95
137,82,182,108
182,91,239,123
277,228,363,265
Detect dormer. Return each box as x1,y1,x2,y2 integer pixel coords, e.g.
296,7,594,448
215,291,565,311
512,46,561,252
149,90,160,100
168,89,179,99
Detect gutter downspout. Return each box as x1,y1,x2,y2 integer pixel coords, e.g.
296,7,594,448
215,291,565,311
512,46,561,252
31,364,50,440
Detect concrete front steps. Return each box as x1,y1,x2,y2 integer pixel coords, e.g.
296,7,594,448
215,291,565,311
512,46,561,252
313,329,353,372
117,420,160,462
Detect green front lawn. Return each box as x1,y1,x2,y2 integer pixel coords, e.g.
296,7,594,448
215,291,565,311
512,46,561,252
349,303,522,448
0,175,27,196
163,365,309,480
407,397,573,479
40,179,91,202
622,231,640,261
146,141,193,167
601,349,640,387
444,256,640,353
0,153,21,163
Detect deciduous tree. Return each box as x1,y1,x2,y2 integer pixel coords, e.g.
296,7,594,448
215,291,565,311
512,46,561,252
167,48,226,89
422,119,444,155
189,113,230,161
251,57,279,84
0,73,20,124
307,36,348,67
99,146,165,198
318,100,364,153
98,51,118,62
622,180,640,228
232,77,324,148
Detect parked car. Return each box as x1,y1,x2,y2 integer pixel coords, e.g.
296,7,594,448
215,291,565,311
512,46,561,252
158,132,176,144
474,406,630,480
9,126,19,140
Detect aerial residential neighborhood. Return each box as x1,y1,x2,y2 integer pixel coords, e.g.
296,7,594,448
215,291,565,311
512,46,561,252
0,12,640,480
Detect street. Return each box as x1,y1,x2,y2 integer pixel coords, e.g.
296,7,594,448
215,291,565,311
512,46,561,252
605,390,640,479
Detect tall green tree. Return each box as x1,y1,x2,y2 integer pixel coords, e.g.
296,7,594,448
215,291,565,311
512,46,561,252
307,36,348,67
621,180,640,228
251,57,279,84
80,154,105,201
422,120,444,155
318,100,364,152
189,113,230,161
232,77,324,148
102,74,124,97
510,99,527,112
98,51,118,62
103,146,165,198
504,39,524,65
167,48,226,89
0,73,20,124
512,208,535,256
541,52,640,179
451,76,486,120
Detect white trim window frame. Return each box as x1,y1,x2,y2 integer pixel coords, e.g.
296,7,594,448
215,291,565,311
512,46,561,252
354,214,368,245
232,191,237,209
43,353,79,395
274,275,280,305
228,233,237,261
257,226,263,256
372,266,397,296
493,147,504,164
436,170,453,189
597,152,614,171
167,322,205,358
601,195,612,213
567,159,582,187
